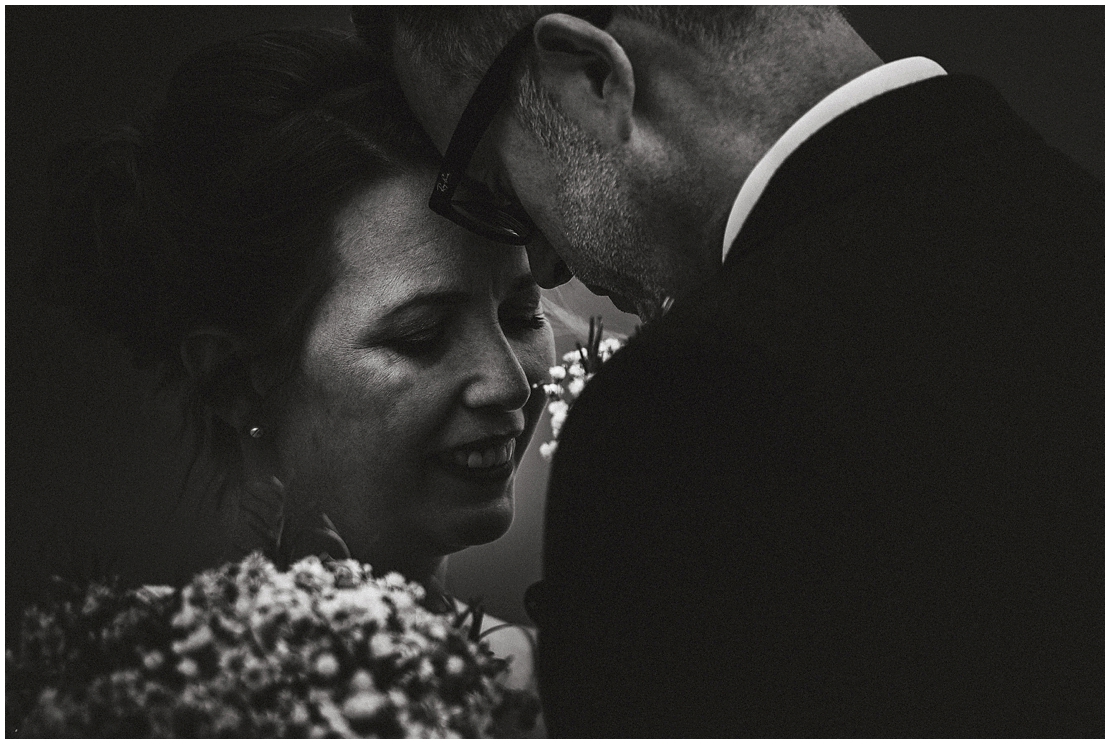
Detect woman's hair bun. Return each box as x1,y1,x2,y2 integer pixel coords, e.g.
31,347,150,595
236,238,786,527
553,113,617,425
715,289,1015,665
37,125,185,371
35,29,436,378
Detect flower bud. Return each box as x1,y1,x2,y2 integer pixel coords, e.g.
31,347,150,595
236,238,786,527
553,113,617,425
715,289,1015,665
445,656,466,676
350,669,376,692
343,690,386,721
142,650,164,671
313,652,339,678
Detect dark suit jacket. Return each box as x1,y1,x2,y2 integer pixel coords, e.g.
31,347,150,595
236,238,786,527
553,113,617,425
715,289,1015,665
529,75,1103,737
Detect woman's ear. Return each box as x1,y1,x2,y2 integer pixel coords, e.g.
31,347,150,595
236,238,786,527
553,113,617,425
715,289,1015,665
180,328,257,432
531,13,636,145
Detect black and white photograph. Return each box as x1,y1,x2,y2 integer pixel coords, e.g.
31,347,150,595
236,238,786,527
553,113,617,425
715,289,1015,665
7,5,1103,737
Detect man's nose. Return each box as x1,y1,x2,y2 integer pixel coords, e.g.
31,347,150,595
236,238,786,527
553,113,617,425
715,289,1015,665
526,235,573,289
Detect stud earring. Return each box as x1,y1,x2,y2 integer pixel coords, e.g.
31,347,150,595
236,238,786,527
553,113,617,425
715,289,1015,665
249,426,264,439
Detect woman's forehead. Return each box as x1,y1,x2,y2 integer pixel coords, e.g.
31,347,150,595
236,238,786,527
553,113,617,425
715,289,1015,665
328,175,533,307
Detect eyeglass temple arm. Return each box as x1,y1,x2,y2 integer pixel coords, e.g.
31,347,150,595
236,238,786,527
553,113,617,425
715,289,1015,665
436,29,533,194
435,7,613,194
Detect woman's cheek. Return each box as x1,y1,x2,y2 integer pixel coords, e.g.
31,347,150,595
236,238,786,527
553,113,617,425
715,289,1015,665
367,360,458,446
523,325,556,376
518,330,556,442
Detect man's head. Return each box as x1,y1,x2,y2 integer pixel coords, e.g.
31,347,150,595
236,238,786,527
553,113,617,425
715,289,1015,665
356,7,879,319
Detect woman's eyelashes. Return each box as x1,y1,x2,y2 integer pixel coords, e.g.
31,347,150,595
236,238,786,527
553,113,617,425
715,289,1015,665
385,310,543,352
386,325,446,355
366,309,452,357
501,309,547,333
500,296,547,334
366,294,544,356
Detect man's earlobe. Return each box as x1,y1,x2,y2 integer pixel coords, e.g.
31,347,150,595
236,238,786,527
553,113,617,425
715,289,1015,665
532,13,635,143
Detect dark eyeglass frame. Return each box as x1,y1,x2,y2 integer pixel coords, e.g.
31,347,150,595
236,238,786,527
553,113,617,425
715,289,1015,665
429,7,613,246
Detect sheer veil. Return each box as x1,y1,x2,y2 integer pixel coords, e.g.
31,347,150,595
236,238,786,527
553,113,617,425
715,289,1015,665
540,281,639,349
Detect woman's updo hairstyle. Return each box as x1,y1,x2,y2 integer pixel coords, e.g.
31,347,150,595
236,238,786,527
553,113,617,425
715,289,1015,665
38,29,437,450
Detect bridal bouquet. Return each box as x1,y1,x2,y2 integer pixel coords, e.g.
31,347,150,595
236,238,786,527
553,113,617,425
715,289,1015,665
540,317,624,460
6,553,538,738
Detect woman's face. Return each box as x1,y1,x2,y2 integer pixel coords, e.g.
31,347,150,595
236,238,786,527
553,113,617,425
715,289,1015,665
274,169,555,573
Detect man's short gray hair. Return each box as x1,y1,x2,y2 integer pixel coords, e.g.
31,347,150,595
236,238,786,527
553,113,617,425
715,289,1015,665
352,6,835,147
352,6,782,87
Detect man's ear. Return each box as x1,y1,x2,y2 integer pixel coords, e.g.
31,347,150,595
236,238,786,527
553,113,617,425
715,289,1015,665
531,13,635,145
180,329,258,433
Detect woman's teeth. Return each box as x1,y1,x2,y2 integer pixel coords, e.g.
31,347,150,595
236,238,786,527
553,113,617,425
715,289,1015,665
451,439,515,469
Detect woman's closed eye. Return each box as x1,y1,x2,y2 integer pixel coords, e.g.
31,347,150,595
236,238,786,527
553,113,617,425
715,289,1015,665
386,324,447,355
501,308,547,334
499,286,547,336
364,305,455,358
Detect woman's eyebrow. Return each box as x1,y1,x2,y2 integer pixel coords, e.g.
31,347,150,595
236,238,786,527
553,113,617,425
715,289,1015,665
357,290,469,347
380,289,470,320
376,276,537,322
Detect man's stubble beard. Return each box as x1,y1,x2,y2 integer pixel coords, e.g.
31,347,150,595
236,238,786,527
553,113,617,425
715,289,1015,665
522,82,675,320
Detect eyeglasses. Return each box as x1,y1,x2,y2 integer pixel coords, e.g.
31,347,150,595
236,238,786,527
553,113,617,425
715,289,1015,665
429,7,613,246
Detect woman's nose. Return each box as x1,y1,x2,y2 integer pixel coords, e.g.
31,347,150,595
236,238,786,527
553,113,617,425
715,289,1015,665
462,331,533,412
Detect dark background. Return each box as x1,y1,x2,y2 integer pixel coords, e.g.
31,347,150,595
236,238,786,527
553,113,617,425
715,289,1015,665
6,6,1104,628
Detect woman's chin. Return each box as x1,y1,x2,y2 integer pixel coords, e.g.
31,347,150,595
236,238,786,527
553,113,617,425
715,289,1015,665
438,494,514,552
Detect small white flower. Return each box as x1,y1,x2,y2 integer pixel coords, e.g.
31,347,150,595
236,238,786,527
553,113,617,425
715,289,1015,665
369,633,394,658
539,441,558,461
567,377,585,397
176,657,199,678
543,383,563,398
445,655,466,676
135,585,174,604
142,650,164,671
547,400,569,438
343,690,387,721
600,337,623,355
548,365,567,381
349,669,376,692
313,652,340,679
425,621,449,641
290,702,311,727
171,624,213,656
390,590,416,610
171,599,202,631
547,399,569,419
562,350,583,364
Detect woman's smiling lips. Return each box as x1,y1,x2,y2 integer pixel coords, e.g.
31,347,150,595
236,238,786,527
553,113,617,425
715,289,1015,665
434,435,520,483
449,438,515,469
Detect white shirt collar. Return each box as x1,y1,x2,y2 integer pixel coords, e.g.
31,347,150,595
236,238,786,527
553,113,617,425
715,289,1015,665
721,57,947,261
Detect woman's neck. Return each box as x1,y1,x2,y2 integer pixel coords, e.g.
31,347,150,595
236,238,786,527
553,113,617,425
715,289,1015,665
236,436,451,605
